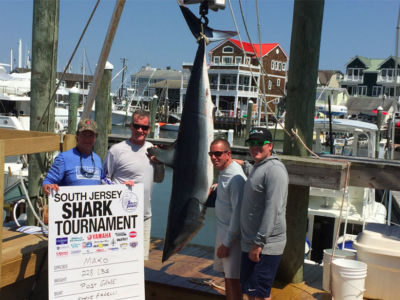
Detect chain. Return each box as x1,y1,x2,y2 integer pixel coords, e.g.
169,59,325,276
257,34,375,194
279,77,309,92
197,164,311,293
199,1,209,26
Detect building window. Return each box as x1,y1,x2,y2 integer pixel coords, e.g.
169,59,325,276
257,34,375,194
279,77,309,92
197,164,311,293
277,78,281,87
268,80,272,90
235,56,242,64
372,86,382,96
214,56,220,64
74,82,81,89
271,60,275,70
274,61,279,70
223,46,234,53
282,63,286,71
277,62,282,71
358,86,367,96
245,57,251,65
222,56,233,64
60,80,66,88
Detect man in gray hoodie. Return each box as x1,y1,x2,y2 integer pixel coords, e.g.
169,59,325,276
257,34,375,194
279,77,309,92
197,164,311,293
240,128,288,300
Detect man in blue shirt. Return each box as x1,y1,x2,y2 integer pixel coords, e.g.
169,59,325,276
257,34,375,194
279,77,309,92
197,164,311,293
43,118,105,194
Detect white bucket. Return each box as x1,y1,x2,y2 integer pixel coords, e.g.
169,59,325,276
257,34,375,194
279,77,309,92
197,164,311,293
322,249,356,292
331,259,367,300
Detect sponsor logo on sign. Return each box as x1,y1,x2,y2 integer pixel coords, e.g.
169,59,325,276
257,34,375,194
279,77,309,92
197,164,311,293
56,245,68,250
129,231,137,238
120,190,138,213
116,237,128,242
120,243,128,249
71,243,80,248
82,242,93,248
56,251,68,257
109,247,119,251
114,232,127,237
70,237,84,242
130,242,138,248
56,237,68,245
96,248,105,253
87,233,111,240
71,250,81,255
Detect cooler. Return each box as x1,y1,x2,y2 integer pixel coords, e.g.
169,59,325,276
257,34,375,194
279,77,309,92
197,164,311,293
353,223,400,300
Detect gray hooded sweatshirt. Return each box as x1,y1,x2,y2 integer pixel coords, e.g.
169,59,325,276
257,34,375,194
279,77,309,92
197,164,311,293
240,155,289,255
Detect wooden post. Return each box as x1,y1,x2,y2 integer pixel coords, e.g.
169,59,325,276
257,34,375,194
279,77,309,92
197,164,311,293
67,87,80,134
245,100,253,141
28,0,59,225
278,0,325,284
0,140,4,281
376,106,383,158
82,0,126,119
94,62,113,162
149,95,158,138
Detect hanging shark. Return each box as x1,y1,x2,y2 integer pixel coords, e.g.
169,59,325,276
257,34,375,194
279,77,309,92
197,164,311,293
148,1,236,262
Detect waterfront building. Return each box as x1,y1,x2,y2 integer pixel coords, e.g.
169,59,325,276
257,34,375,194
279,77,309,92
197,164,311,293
181,38,288,120
340,55,400,123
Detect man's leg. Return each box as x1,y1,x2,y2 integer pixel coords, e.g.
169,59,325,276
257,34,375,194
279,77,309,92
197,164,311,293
225,278,242,300
143,217,151,260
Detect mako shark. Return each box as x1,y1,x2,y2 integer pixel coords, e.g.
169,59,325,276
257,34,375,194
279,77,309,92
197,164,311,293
148,1,236,262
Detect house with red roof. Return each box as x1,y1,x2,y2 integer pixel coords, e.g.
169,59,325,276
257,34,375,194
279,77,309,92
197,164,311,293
181,38,288,120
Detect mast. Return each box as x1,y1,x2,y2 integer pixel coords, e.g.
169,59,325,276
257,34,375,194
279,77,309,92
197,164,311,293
120,58,127,102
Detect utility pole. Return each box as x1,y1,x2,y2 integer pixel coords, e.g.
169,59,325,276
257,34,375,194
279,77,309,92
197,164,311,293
28,0,59,225
278,0,325,284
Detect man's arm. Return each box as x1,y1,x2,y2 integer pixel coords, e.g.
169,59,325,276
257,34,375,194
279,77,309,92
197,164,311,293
42,153,65,194
103,150,115,182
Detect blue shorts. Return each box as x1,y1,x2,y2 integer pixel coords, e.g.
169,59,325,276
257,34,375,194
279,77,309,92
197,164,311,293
240,252,282,298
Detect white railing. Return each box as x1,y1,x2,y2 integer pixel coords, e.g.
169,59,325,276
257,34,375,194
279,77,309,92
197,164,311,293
343,74,363,82
377,75,400,84
0,85,30,96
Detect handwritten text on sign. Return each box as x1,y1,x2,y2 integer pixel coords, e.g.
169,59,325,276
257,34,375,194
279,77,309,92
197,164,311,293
48,184,144,300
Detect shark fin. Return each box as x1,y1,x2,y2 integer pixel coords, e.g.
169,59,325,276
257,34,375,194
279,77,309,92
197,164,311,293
148,144,176,168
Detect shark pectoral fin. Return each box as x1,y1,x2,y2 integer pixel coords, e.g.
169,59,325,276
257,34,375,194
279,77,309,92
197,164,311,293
148,145,176,168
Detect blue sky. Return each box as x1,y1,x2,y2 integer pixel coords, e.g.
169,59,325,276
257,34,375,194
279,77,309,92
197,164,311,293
0,0,399,92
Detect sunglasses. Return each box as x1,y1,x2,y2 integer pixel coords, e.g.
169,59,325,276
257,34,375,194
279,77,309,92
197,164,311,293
208,151,228,157
131,123,150,131
245,140,271,147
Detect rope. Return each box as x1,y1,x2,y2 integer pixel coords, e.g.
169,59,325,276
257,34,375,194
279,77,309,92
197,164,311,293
36,0,101,131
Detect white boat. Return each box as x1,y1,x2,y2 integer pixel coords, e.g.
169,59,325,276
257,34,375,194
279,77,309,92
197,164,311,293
307,118,387,262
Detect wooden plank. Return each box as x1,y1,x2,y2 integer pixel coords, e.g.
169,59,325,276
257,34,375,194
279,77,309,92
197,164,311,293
1,228,48,288
0,128,59,139
61,133,76,152
280,155,348,190
4,135,60,156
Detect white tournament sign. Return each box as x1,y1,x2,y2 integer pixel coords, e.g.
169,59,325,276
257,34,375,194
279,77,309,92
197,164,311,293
48,184,144,300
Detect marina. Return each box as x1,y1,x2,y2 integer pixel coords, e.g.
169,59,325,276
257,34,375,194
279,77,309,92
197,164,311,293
2,0,400,299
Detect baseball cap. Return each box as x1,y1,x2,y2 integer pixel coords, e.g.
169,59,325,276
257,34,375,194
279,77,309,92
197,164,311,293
77,118,98,134
246,127,273,143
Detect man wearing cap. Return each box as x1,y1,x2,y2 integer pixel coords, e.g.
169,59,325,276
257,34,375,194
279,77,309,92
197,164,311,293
239,127,288,300
43,118,105,194
103,110,164,260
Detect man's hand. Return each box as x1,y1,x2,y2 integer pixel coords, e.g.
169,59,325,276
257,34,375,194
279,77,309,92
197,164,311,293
208,183,217,196
217,244,230,258
147,145,163,164
232,158,244,166
43,184,59,195
123,180,134,186
249,244,262,262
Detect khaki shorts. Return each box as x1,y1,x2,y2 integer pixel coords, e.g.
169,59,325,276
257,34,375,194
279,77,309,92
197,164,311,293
213,230,241,279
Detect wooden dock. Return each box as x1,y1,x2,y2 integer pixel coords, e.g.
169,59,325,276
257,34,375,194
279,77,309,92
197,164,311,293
1,229,330,299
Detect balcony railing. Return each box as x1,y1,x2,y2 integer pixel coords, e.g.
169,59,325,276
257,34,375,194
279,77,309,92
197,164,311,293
209,84,258,92
377,75,400,84
343,74,364,82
